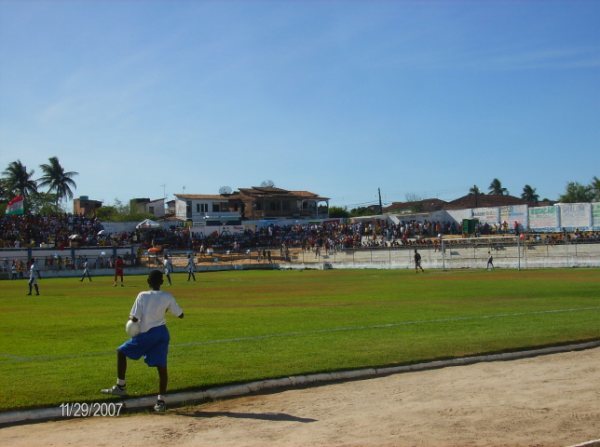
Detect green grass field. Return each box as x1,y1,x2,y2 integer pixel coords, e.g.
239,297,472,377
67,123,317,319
0,268,599,412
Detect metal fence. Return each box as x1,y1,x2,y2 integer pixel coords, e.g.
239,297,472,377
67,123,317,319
0,246,136,279
286,238,600,270
1,239,599,278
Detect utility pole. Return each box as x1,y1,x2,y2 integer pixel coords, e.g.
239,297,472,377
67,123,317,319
160,184,166,215
378,188,383,214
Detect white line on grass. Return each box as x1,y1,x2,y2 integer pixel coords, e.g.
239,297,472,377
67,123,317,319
174,306,600,348
2,306,598,364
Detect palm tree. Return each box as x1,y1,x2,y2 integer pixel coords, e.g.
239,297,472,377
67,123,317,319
38,156,78,206
468,185,483,207
469,185,482,195
0,178,9,202
590,176,600,201
521,185,539,203
488,178,508,196
2,160,38,200
558,182,593,203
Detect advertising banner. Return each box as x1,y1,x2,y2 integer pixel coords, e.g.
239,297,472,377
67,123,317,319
528,206,559,231
592,203,600,229
558,203,591,229
445,209,472,224
500,205,528,228
472,207,500,225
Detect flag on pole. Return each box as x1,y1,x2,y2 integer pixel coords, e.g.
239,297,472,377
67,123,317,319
6,195,24,215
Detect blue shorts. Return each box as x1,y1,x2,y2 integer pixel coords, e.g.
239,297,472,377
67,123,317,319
118,324,170,368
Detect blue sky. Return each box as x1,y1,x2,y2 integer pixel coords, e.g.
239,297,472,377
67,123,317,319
1,0,599,209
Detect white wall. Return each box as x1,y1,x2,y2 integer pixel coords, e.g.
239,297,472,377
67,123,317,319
387,203,600,232
558,203,591,230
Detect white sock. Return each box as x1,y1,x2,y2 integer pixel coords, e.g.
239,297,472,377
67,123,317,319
158,395,164,402
117,379,126,387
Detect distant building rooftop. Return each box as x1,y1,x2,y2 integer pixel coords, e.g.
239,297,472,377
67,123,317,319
444,194,527,210
384,198,447,214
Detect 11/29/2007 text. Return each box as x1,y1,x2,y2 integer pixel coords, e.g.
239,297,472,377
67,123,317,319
60,402,123,417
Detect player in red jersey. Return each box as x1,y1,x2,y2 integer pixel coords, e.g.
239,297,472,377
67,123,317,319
114,255,125,287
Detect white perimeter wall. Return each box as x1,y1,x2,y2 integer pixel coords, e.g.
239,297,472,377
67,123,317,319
387,203,600,232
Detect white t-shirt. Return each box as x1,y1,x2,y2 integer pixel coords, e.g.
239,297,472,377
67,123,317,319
29,263,37,281
129,289,183,334
186,258,195,272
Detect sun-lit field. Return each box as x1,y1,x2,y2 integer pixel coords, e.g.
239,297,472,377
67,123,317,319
0,268,599,412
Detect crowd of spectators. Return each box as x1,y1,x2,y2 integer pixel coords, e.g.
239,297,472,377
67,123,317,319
0,214,104,249
1,214,599,259
536,229,600,245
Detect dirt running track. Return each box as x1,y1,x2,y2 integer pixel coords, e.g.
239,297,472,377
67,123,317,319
2,347,599,447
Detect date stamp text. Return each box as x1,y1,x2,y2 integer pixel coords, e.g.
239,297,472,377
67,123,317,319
60,402,123,418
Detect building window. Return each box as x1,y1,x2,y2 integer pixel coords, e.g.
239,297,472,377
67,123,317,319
186,201,192,218
213,203,220,212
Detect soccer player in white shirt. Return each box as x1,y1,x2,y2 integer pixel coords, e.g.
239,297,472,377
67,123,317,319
186,254,196,281
101,270,184,412
80,258,92,282
27,258,40,296
163,255,173,286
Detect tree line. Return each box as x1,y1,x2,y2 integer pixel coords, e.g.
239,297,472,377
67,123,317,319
0,157,78,214
470,177,600,203
1,159,598,219
330,177,600,218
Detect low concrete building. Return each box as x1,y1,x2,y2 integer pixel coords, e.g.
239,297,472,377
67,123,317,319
230,186,329,220
130,198,165,218
173,186,330,224
73,196,102,218
173,194,240,225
